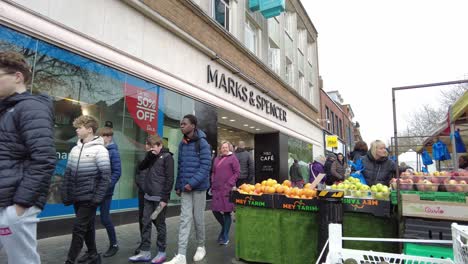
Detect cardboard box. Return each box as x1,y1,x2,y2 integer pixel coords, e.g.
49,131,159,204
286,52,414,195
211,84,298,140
230,191,275,208
343,197,391,217
402,194,468,221
274,195,319,212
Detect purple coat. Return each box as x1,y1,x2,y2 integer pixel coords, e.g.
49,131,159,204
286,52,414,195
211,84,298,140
309,161,325,183
211,153,240,212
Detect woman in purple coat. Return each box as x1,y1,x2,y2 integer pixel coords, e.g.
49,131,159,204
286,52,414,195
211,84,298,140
211,141,240,245
309,155,326,183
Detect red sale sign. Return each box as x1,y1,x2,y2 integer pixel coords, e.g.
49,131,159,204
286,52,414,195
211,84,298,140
124,83,158,134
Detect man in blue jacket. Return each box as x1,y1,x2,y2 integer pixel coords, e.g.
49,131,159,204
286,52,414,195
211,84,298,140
165,114,211,264
0,51,56,264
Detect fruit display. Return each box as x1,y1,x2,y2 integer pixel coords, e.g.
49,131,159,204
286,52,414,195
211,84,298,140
394,169,468,192
330,177,370,197
370,183,390,200
237,178,317,199
390,178,413,190
414,180,439,192
443,179,468,192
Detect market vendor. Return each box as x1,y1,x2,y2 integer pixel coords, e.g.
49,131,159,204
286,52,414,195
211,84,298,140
361,140,396,186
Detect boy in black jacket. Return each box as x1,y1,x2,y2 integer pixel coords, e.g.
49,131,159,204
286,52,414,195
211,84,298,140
129,135,174,264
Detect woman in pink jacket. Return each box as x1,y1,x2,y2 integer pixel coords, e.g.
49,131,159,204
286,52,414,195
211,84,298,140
211,141,240,245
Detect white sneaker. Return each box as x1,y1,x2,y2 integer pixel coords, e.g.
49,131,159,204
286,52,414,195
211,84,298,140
163,254,186,264
129,251,151,262
193,246,206,262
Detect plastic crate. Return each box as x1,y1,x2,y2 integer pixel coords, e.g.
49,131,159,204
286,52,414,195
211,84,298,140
404,243,453,259
404,217,455,241
391,190,468,205
452,223,468,264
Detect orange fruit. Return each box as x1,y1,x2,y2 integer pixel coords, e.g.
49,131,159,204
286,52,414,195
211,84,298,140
276,185,285,194
261,180,267,186
265,186,276,194
304,183,313,189
283,180,292,187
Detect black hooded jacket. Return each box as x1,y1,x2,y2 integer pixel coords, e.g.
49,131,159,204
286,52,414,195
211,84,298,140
0,92,56,209
141,148,175,203
361,152,396,186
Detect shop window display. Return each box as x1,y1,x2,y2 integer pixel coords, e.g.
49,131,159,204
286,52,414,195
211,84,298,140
0,24,215,217
288,137,313,182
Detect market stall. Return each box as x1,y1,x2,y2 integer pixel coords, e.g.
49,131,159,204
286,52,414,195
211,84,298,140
231,178,397,264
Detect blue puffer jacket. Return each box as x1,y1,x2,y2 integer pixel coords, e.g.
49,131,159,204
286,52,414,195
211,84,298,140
106,142,121,197
0,92,56,209
176,129,211,192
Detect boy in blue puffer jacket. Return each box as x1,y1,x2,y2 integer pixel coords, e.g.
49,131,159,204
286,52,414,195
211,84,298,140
95,126,121,258
165,114,211,264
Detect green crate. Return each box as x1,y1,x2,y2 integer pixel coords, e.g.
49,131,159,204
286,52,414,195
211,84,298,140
391,190,467,205
404,243,453,260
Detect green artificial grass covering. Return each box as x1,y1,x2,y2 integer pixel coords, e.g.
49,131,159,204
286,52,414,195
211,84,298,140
343,212,398,253
235,206,319,264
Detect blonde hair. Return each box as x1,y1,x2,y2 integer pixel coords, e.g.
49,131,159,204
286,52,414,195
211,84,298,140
369,140,387,159
73,115,98,134
220,141,233,152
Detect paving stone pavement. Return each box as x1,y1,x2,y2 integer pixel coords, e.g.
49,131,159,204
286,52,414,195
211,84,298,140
0,211,238,264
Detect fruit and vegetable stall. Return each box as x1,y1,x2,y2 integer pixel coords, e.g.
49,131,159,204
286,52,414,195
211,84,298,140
231,177,397,264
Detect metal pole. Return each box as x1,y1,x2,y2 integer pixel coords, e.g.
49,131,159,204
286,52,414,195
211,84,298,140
392,88,401,215
450,105,458,170
393,79,468,91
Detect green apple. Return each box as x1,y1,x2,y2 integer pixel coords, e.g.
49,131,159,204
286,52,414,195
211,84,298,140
371,186,378,192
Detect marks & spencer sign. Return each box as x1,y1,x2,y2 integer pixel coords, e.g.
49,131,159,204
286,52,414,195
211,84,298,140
207,65,287,122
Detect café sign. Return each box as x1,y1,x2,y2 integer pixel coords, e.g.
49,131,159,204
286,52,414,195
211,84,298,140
207,65,287,122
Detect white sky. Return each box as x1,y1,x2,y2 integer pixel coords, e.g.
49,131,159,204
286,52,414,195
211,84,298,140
300,0,468,145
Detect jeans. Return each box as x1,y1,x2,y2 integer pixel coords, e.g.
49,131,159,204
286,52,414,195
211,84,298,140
66,202,97,261
138,189,144,236
100,196,117,246
212,211,232,242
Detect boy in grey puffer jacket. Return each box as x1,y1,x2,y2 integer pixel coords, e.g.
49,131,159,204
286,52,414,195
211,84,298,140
61,115,110,264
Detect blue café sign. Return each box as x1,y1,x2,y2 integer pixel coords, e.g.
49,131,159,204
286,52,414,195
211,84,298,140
249,0,285,19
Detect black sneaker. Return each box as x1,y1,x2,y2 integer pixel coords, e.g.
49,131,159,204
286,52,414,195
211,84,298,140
103,245,119,258
77,252,92,263
88,253,101,264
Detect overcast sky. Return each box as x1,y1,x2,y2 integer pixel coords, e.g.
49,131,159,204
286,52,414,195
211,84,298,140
300,0,468,145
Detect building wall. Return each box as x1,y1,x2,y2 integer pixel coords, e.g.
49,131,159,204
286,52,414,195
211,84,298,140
320,89,355,153
8,0,323,147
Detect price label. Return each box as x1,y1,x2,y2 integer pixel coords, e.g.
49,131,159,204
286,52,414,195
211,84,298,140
125,83,158,134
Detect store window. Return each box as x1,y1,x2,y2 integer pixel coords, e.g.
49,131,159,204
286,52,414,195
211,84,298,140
285,58,294,88
288,137,313,182
325,106,330,131
339,119,343,138
268,40,280,75
213,0,230,31
0,24,215,218
331,111,335,133
245,18,259,55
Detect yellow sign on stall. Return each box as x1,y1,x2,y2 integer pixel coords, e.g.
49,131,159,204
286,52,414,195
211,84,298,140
326,135,338,148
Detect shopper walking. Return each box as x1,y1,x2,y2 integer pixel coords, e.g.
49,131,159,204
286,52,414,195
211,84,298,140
361,140,396,186
0,51,56,264
96,127,121,258
309,155,325,183
211,141,239,245
289,159,304,187
61,115,111,264
130,135,174,264
234,141,254,186
164,114,211,264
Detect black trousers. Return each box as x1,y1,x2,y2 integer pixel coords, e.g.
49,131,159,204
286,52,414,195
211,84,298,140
140,199,167,252
67,202,97,261
138,189,145,235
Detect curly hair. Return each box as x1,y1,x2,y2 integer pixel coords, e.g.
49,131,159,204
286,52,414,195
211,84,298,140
73,115,99,134
0,51,32,84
